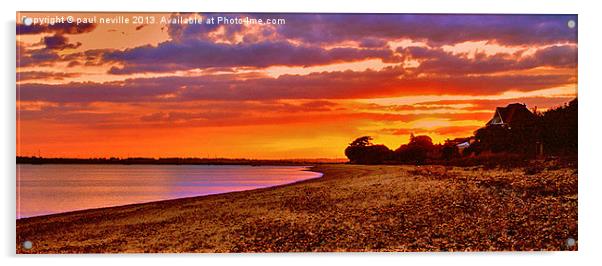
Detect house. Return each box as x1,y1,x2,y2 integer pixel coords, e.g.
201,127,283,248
456,141,471,149
444,137,475,153
483,103,543,156
486,103,537,129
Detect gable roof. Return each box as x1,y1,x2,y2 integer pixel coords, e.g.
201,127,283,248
486,103,536,126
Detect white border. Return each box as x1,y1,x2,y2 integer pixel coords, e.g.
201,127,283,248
3,0,601,265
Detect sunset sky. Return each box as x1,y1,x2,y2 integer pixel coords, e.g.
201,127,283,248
16,13,578,159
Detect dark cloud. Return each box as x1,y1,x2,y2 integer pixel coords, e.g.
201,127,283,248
17,46,60,67
140,110,243,123
17,71,80,81
18,105,127,126
18,79,175,103
359,38,388,48
526,45,578,68
100,14,577,75
18,98,344,129
399,44,577,74
67,61,81,67
277,14,577,46
104,39,398,74
18,46,107,68
17,66,574,103
17,21,97,67
17,14,575,75
42,34,81,50
17,22,97,35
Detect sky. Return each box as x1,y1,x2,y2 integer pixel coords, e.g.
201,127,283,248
16,12,578,159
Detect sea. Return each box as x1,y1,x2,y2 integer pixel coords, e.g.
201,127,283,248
16,164,322,218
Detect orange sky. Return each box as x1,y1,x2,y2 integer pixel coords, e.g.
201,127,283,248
16,12,578,159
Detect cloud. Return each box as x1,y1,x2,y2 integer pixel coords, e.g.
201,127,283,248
138,100,340,123
399,44,577,74
117,14,576,75
17,102,127,125
432,125,481,136
417,96,576,111
18,14,576,77
17,71,80,81
140,110,243,123
17,22,97,35
17,98,346,130
16,21,97,68
166,13,274,43
17,44,108,68
17,45,60,67
381,125,482,138
526,45,578,68
17,66,575,103
104,39,398,74
359,38,389,48
42,34,82,50
277,14,577,46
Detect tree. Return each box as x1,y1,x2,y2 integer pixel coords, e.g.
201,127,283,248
473,126,512,153
540,98,577,155
409,135,434,149
348,136,373,148
441,142,459,160
394,134,434,164
345,136,393,164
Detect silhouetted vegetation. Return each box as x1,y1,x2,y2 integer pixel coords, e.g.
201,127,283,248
345,99,577,166
344,136,393,164
345,134,439,165
468,99,577,156
539,98,578,155
394,134,437,164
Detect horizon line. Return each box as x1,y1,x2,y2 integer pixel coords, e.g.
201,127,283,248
16,156,349,161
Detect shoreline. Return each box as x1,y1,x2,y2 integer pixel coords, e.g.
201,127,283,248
17,165,325,221
17,164,577,253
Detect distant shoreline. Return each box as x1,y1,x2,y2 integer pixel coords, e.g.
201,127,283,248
16,156,347,166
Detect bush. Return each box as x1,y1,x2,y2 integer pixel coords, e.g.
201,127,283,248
345,136,394,164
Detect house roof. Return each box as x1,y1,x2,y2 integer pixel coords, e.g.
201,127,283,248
486,103,536,126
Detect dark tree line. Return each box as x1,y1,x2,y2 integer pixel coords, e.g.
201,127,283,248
468,98,578,156
345,99,577,165
539,98,578,155
345,134,438,165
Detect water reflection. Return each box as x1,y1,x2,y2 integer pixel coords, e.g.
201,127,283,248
16,164,322,218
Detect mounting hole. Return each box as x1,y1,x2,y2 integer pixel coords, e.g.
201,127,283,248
22,16,33,26
566,237,576,248
567,20,576,29
22,240,33,250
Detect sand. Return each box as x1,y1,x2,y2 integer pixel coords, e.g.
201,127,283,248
16,164,577,253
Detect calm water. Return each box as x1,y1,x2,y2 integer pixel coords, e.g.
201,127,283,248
16,164,322,218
